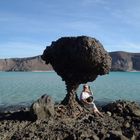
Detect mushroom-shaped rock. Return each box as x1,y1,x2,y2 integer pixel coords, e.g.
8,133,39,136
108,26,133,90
41,36,111,115
42,36,111,84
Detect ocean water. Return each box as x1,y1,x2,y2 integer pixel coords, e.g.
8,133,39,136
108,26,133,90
0,71,140,107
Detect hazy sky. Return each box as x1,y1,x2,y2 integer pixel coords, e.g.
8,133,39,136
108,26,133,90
0,0,140,58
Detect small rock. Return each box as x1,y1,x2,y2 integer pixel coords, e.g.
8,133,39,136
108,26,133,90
106,111,112,116
131,134,136,140
132,109,140,117
92,135,99,140
110,131,129,140
126,116,131,120
123,121,130,128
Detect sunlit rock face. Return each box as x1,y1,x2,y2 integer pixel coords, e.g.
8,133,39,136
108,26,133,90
42,36,111,85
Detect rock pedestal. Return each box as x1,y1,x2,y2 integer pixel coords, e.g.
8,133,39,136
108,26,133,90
41,36,111,115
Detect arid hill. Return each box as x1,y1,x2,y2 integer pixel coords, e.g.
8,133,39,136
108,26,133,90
110,51,140,71
0,56,52,71
0,51,140,71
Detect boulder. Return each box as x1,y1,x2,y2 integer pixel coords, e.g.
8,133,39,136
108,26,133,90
30,94,54,121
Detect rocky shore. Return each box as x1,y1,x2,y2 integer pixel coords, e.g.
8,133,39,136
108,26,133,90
0,98,140,140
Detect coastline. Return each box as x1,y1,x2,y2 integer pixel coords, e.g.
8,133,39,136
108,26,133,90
1,99,140,113
128,70,140,72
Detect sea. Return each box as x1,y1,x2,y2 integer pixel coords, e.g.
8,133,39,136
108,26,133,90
0,71,140,108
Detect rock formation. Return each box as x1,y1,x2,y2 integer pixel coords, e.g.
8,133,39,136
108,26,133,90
30,94,54,121
103,100,140,117
0,100,140,139
41,36,111,115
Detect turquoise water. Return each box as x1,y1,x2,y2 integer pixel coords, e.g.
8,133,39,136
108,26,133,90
0,72,140,106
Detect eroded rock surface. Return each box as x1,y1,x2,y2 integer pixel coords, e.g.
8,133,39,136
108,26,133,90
103,100,140,117
42,36,111,84
0,100,140,140
30,94,54,121
41,36,111,115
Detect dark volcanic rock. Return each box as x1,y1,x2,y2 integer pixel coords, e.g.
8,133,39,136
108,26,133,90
0,100,140,140
103,100,140,117
41,36,111,114
30,94,54,121
42,36,111,84
109,130,128,140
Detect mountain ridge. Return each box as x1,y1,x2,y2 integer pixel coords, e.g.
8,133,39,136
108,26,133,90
109,51,140,71
0,55,53,71
0,51,140,71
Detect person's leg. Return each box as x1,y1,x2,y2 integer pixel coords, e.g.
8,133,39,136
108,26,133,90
96,110,103,117
92,102,103,117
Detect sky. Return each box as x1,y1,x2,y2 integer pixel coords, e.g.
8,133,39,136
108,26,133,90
0,0,140,58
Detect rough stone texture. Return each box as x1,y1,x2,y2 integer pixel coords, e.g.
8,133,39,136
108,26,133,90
41,36,111,85
41,36,111,112
103,100,140,117
0,100,140,140
30,94,54,120
109,131,129,140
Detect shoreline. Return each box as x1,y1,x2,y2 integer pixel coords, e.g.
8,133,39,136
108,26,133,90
1,99,140,113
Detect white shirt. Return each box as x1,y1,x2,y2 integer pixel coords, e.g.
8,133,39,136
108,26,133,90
80,91,93,100
80,91,97,110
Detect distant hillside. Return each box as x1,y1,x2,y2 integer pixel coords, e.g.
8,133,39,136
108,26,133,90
110,51,140,71
0,56,53,71
0,52,140,71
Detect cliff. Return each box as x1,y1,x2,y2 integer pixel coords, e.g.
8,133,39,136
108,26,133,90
110,51,140,71
0,51,140,71
0,56,53,71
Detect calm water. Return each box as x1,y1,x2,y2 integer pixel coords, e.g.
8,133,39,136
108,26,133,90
0,72,140,107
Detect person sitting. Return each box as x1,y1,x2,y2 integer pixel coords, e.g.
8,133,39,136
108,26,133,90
80,84,103,117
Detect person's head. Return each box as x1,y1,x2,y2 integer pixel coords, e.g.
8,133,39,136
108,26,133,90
83,84,89,90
